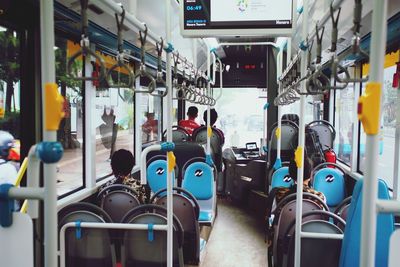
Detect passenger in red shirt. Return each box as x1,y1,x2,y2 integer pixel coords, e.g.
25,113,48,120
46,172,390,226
178,106,200,135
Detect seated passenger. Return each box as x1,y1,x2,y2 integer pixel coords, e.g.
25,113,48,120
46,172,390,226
202,108,225,142
0,131,17,185
101,149,147,203
268,156,326,207
178,106,200,135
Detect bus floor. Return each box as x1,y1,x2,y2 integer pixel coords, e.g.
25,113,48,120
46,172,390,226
195,198,267,267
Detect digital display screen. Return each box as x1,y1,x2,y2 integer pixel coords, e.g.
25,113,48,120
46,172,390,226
246,142,258,150
181,0,293,37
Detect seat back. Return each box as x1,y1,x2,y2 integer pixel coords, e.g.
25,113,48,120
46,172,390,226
270,166,294,191
154,193,200,264
307,120,336,149
334,196,352,221
288,220,343,267
192,126,224,171
339,179,394,267
268,121,298,164
58,203,114,267
147,159,175,194
182,161,213,200
163,126,191,142
285,210,345,267
147,143,205,186
101,191,140,223
121,205,184,267
273,199,323,267
312,167,346,207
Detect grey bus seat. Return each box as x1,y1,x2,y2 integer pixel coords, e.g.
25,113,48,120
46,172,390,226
58,202,116,267
151,187,201,265
334,196,352,222
192,126,224,172
268,120,298,167
97,184,141,223
162,125,191,142
307,120,336,149
121,204,184,267
272,199,325,267
285,210,346,267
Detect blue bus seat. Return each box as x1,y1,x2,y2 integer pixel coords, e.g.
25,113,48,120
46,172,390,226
313,168,345,207
339,179,394,267
182,161,214,224
147,159,175,194
270,167,294,191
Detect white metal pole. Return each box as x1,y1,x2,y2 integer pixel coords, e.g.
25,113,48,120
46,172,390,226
85,46,96,189
40,1,58,267
393,54,400,200
206,44,211,156
275,46,283,168
360,0,388,266
294,0,309,266
165,0,173,266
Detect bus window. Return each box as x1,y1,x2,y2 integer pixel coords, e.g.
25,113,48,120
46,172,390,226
213,88,264,147
94,52,135,179
141,93,162,144
0,25,21,185
55,36,84,196
359,60,398,188
334,82,356,165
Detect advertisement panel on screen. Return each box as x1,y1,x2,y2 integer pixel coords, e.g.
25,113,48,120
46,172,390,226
180,0,294,37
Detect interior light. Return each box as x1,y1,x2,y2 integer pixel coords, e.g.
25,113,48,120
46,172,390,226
225,65,231,72
0,26,7,32
54,46,59,50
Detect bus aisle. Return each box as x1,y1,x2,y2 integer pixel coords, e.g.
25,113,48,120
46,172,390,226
201,198,267,267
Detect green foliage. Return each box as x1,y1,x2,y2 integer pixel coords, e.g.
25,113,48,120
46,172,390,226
55,44,83,95
0,30,20,83
0,111,20,138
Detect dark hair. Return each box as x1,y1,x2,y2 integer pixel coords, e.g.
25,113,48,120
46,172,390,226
289,156,313,182
203,108,218,126
187,106,198,118
111,149,135,176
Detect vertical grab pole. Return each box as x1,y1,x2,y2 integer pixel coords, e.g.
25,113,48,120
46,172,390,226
274,43,284,169
393,53,400,200
294,0,309,266
40,1,58,267
165,0,173,266
360,0,388,266
206,44,211,157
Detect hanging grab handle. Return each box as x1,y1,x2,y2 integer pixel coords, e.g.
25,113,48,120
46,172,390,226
134,24,156,93
107,8,135,88
151,38,168,97
330,4,341,53
67,0,106,81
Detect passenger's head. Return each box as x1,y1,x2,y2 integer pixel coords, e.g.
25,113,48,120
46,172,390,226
289,156,313,183
187,106,198,119
0,131,14,160
203,108,218,126
111,149,135,177
146,112,154,119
